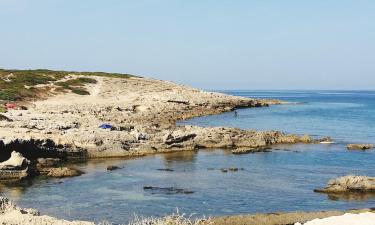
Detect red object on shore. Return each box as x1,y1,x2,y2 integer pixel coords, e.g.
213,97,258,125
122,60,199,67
5,103,17,109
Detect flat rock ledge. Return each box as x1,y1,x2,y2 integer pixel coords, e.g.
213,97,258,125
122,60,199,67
0,197,93,225
314,175,375,193
347,144,374,150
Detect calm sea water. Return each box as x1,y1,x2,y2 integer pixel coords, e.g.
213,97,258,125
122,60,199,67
1,91,375,224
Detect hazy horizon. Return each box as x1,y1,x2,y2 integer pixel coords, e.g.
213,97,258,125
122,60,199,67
1,0,374,90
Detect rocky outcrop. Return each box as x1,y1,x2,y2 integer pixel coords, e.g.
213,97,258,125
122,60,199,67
347,144,374,150
0,151,30,180
45,167,83,178
0,197,93,225
145,126,315,153
315,175,375,193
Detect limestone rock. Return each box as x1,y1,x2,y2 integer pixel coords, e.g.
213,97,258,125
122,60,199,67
0,151,29,170
46,167,83,178
315,175,375,193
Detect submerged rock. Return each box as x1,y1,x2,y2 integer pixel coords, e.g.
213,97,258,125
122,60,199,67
143,186,194,195
157,168,174,172
107,165,120,171
347,144,374,150
317,136,334,144
231,147,271,154
315,175,375,193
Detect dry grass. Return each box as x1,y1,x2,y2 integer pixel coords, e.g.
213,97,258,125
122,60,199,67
98,211,212,225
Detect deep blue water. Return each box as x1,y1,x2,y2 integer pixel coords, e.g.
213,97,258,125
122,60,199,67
180,90,375,143
1,90,375,224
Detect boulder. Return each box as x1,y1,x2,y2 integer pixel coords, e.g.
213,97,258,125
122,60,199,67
0,151,30,180
347,144,374,150
0,151,29,170
315,175,375,193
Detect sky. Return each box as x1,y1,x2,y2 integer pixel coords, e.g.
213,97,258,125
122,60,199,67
0,0,374,90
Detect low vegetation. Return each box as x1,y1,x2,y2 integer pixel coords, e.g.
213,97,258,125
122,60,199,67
55,77,97,95
97,211,211,225
0,69,137,101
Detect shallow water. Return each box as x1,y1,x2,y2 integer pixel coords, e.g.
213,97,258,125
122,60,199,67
1,90,375,224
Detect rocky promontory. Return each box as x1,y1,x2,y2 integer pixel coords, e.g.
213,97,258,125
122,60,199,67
0,71,317,162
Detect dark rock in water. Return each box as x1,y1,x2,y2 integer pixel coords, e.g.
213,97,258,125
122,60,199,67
347,144,374,150
221,169,228,173
143,186,194,195
228,167,239,172
157,168,174,172
107,165,120,171
231,147,271,155
317,136,334,144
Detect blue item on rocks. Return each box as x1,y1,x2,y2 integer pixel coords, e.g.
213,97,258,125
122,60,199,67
99,124,113,129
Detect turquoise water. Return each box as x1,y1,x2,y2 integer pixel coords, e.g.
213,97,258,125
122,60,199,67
1,91,375,224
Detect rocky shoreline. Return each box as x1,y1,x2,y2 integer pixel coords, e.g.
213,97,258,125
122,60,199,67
0,74,319,172
1,197,374,225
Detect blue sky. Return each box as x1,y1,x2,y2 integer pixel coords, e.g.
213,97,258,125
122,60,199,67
0,0,374,89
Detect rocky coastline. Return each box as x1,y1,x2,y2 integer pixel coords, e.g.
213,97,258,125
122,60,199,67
0,74,321,180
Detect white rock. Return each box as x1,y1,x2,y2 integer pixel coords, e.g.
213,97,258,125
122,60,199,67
0,151,29,169
295,212,375,225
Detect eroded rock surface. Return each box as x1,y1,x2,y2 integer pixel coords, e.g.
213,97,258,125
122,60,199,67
315,175,375,193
